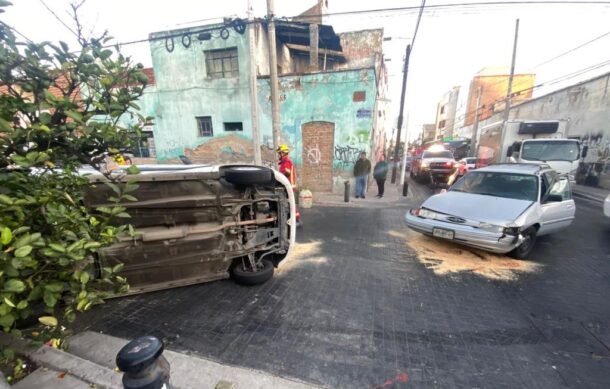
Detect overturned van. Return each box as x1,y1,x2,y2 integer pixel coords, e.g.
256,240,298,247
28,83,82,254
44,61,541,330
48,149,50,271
82,164,296,295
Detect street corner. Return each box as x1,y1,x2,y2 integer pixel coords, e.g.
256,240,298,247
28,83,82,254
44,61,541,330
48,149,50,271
386,228,543,281
277,240,329,275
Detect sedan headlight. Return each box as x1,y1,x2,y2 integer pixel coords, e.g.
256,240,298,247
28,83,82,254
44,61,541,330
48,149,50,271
503,227,520,236
421,161,429,169
478,222,504,233
411,208,438,219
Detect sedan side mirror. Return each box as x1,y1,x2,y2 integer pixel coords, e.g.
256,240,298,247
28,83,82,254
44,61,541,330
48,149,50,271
545,194,563,203
581,145,588,158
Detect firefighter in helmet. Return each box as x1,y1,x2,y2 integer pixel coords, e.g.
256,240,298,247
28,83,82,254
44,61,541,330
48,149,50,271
277,144,301,227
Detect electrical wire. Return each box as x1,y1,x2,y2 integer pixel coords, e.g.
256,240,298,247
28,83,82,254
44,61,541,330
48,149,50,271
411,0,427,50
530,30,610,68
281,1,610,20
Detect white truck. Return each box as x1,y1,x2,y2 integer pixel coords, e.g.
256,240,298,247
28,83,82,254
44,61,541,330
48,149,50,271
476,120,587,181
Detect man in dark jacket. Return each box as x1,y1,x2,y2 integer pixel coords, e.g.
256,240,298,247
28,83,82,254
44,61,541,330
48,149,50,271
373,155,389,198
353,152,371,199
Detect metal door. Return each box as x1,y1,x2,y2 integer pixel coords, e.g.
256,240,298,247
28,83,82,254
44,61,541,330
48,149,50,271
539,177,575,235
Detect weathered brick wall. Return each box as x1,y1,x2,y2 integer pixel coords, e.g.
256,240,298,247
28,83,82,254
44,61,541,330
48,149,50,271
301,122,335,192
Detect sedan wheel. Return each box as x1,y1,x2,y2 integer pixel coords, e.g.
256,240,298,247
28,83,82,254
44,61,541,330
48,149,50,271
509,227,537,259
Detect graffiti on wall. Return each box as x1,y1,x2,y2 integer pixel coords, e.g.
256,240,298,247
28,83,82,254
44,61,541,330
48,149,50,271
184,134,254,164
575,131,610,187
334,144,363,170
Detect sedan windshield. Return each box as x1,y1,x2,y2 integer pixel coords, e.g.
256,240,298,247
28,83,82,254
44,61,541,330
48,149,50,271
451,172,539,201
521,140,580,161
422,150,453,159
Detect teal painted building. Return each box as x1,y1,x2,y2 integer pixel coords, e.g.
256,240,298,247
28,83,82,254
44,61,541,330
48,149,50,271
133,20,388,191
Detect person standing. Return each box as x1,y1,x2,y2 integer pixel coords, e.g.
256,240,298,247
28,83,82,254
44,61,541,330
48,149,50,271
373,155,389,198
277,144,302,226
353,151,371,199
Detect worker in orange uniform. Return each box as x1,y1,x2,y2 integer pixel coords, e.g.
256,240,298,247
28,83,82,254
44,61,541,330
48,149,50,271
277,144,302,227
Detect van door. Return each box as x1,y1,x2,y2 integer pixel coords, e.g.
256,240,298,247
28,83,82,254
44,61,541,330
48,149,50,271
538,174,575,235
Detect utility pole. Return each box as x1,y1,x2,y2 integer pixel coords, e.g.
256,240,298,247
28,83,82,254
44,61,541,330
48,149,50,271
400,113,410,185
469,86,483,157
500,19,519,151
248,0,261,165
266,0,281,154
391,44,411,184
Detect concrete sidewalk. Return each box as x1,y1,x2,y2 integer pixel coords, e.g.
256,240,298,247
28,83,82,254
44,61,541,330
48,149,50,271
313,179,428,207
572,184,608,203
8,331,319,389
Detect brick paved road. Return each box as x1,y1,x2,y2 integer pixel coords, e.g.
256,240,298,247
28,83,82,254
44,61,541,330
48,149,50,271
76,184,610,388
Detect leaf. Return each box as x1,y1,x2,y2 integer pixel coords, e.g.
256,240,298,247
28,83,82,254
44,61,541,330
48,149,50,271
126,165,140,175
44,283,64,293
4,279,25,293
38,316,58,327
105,182,121,196
14,245,32,258
65,110,83,122
0,194,13,205
112,263,124,273
0,227,12,245
0,313,15,329
116,212,131,218
49,243,66,253
122,194,138,202
3,297,15,308
16,300,28,310
83,241,101,250
80,272,90,284
43,290,57,307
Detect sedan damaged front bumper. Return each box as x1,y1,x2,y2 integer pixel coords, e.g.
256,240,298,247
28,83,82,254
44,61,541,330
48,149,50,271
405,212,523,254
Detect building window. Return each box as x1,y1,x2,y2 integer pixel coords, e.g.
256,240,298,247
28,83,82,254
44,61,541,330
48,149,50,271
196,116,213,137
440,105,445,114
205,48,239,79
438,119,446,128
353,91,366,102
224,122,243,132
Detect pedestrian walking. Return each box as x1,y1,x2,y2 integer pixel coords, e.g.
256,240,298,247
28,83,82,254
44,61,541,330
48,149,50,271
277,144,302,227
373,155,389,198
353,151,371,199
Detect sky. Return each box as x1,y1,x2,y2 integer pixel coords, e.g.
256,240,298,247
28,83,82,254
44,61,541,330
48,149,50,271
3,0,610,142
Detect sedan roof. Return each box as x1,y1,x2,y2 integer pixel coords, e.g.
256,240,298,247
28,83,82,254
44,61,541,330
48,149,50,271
475,163,551,175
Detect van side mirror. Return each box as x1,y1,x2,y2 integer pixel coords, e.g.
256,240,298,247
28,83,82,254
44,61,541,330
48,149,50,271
581,145,588,158
512,141,522,152
506,146,513,157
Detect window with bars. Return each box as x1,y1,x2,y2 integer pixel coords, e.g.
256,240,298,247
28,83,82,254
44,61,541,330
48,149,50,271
196,116,213,137
224,122,243,132
205,48,239,79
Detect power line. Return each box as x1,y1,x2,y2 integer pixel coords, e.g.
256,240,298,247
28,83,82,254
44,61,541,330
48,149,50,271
441,59,610,131
282,1,610,20
411,0,427,50
530,30,610,68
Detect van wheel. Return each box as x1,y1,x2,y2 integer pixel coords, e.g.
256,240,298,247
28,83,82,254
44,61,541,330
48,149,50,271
224,166,273,186
231,259,274,285
509,227,537,259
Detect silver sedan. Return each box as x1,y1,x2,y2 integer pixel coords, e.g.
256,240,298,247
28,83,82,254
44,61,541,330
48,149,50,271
406,164,576,258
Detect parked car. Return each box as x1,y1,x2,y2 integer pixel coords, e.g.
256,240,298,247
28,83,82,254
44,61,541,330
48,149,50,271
82,164,296,294
457,157,477,176
604,193,610,218
406,163,575,258
410,147,458,188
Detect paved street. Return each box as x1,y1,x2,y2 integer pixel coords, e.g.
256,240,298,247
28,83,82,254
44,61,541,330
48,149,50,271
75,182,610,388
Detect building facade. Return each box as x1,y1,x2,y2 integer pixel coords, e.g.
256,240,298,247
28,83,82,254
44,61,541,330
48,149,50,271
464,67,535,127
434,86,460,140
133,13,387,192
469,71,610,190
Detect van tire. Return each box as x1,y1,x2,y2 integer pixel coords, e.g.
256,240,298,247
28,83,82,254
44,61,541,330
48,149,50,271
224,166,273,186
510,227,537,259
231,259,274,285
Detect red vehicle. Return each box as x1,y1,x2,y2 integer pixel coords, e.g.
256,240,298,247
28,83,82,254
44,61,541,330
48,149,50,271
410,146,458,188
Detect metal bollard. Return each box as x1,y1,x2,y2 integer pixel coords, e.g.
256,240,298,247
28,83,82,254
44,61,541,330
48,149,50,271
116,336,172,389
402,181,409,197
344,180,350,202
